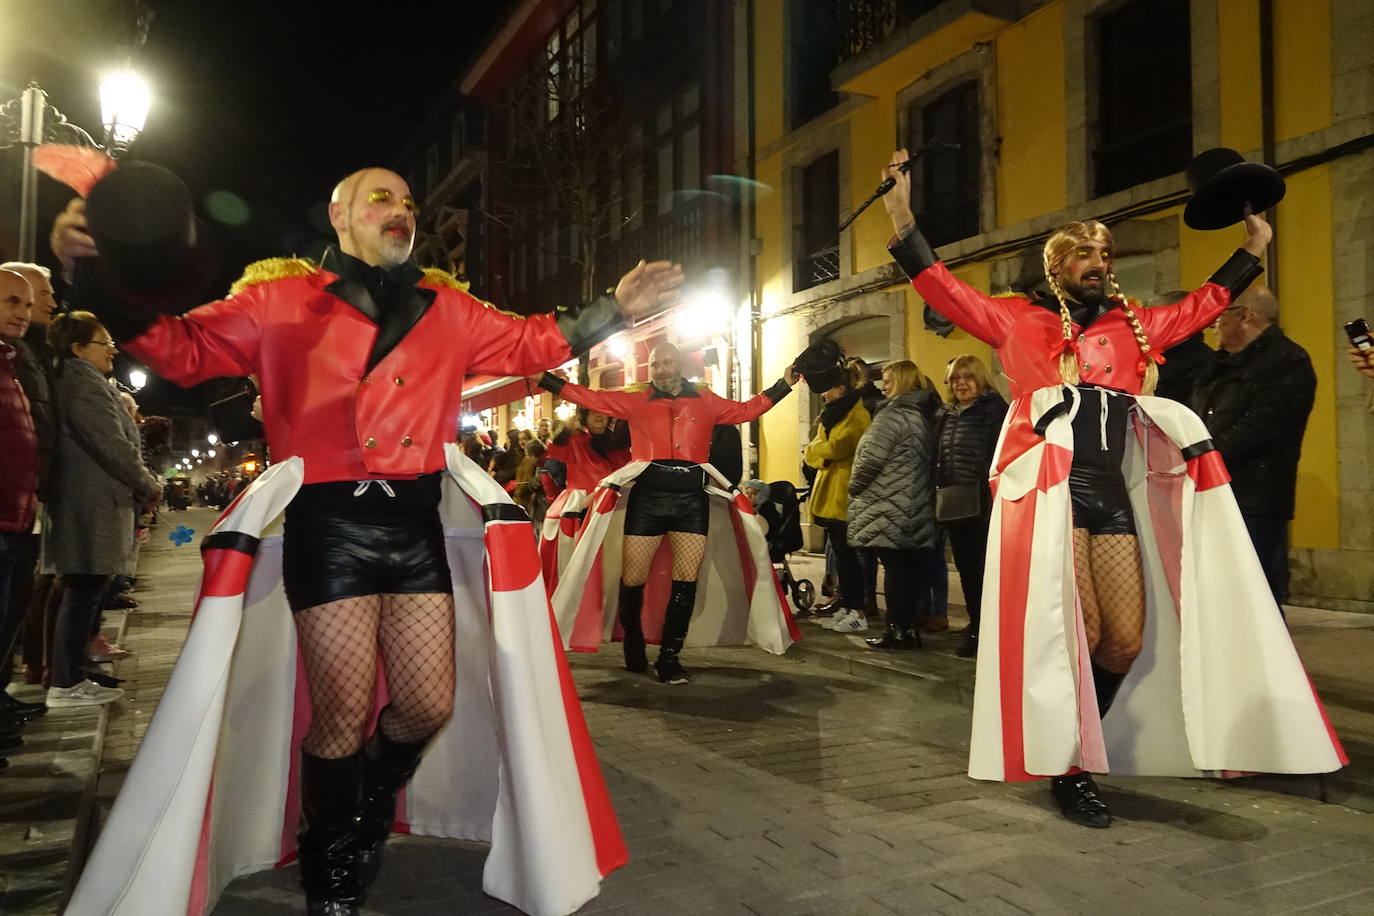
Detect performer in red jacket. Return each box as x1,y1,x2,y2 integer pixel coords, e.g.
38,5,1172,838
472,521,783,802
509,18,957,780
539,410,630,594
877,149,1346,828
535,344,795,684
52,167,681,915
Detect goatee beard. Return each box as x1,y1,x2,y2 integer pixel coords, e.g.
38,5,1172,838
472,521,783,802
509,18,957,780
1066,282,1106,307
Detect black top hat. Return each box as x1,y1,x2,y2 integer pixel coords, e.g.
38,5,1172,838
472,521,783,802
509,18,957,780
83,162,215,310
1183,148,1285,231
793,339,846,392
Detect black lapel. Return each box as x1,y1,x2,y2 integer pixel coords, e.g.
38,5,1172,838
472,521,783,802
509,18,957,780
323,276,381,324
369,284,438,370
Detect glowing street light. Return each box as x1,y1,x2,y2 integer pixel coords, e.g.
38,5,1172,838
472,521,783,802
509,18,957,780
675,290,733,341
605,334,632,360
207,433,219,445
554,401,576,421
190,448,200,458
100,71,152,154
128,369,147,390
207,449,216,458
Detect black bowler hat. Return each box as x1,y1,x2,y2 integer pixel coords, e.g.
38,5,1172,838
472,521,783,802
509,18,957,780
793,339,846,392
83,161,216,310
1183,148,1285,231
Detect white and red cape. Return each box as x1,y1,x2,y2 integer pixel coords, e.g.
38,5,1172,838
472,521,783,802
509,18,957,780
551,462,799,655
540,487,593,597
67,445,626,916
970,386,1347,781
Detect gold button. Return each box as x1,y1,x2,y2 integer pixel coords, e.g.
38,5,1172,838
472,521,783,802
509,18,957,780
1082,364,1091,371
1098,336,1108,345
401,435,413,447
1077,334,1085,341
674,444,681,449
394,377,405,386
1105,365,1113,374
361,375,371,384
364,437,377,449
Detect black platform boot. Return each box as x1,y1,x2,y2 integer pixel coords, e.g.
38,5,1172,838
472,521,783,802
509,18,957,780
1091,663,1127,718
619,583,648,673
654,580,696,685
298,751,365,915
1050,772,1113,828
357,728,428,889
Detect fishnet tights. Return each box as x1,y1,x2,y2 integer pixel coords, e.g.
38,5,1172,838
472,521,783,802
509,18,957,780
621,533,708,586
1072,529,1146,674
294,592,455,758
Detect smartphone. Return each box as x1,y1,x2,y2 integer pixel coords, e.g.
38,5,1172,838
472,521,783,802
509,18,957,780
1346,319,1374,351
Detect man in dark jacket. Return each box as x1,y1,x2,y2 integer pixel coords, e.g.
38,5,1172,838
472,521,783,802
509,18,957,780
1189,285,1315,607
1,263,59,715
1149,290,1216,404
0,268,41,760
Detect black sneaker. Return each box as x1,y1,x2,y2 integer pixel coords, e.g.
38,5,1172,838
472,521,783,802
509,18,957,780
1050,773,1113,828
0,693,48,721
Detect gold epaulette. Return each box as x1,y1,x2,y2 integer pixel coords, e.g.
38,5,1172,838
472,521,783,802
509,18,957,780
228,257,318,296
620,382,653,394
420,266,471,292
991,291,1025,299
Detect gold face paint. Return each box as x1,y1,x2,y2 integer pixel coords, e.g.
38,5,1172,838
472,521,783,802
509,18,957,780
366,189,420,214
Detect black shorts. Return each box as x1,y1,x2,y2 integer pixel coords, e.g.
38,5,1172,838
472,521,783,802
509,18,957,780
281,474,451,612
624,462,710,537
1067,386,1136,536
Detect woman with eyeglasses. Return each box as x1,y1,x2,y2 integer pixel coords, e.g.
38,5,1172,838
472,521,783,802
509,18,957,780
42,311,161,708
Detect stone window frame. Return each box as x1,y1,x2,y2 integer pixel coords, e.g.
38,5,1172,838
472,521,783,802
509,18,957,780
779,118,854,311
894,42,999,249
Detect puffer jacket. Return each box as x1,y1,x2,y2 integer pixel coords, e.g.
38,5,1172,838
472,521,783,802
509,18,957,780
0,341,38,532
934,388,1009,496
1188,324,1315,519
847,387,941,549
803,392,870,521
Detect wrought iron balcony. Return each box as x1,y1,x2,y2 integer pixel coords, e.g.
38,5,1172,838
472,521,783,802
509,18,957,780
839,0,946,61
797,245,840,291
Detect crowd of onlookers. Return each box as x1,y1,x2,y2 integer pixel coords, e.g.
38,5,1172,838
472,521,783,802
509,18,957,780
1,262,172,771
458,418,574,528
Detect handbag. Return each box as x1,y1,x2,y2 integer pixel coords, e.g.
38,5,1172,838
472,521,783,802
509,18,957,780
935,481,984,524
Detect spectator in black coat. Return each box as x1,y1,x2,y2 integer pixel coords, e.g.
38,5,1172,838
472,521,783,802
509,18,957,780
1189,285,1315,607
934,355,1008,658
1149,290,1216,404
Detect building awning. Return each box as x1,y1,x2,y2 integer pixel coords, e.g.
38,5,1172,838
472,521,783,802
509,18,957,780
461,375,534,414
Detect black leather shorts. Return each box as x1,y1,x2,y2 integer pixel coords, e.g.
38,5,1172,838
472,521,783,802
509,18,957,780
1067,387,1136,536
281,474,451,612
625,463,709,537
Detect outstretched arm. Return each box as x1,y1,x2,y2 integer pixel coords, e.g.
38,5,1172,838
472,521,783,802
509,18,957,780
534,373,642,418
711,367,798,424
881,150,1020,347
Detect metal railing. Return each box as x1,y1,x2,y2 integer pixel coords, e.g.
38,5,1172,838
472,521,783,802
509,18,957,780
838,0,946,61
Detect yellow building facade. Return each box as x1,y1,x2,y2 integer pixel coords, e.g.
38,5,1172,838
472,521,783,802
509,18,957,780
748,0,1374,611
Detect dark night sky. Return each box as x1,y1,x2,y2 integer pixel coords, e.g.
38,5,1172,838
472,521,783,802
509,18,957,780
2,0,514,409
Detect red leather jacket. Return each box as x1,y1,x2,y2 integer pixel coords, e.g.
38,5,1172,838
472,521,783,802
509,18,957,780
889,231,1263,399
913,263,1230,398
544,377,790,464
125,268,576,484
545,430,629,491
0,343,38,532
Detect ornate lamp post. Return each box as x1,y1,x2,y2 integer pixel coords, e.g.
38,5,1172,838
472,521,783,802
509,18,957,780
0,72,151,260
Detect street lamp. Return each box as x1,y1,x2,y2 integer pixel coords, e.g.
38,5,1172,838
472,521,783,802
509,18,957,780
128,368,147,390
206,433,219,445
0,73,151,261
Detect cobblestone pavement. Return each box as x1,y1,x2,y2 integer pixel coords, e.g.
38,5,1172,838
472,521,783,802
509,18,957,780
215,648,1374,916
29,522,1374,916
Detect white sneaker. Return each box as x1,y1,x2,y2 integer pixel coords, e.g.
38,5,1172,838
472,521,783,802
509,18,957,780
817,609,849,630
831,611,869,633
46,679,124,708
821,609,854,630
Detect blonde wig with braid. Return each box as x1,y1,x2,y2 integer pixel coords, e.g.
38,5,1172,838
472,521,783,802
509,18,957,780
1042,221,1159,395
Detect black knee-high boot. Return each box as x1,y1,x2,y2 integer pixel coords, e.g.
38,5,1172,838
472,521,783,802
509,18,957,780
619,583,647,672
357,728,429,889
298,751,365,915
1092,663,1127,718
655,579,696,685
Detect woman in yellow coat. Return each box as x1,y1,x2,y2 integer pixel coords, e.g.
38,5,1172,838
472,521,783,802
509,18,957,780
803,362,871,632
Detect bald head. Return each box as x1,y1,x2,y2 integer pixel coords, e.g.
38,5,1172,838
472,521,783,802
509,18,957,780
648,342,684,393
0,268,33,340
327,168,417,267
1235,284,1279,324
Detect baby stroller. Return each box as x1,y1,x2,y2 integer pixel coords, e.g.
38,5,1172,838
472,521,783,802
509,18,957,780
755,480,816,613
